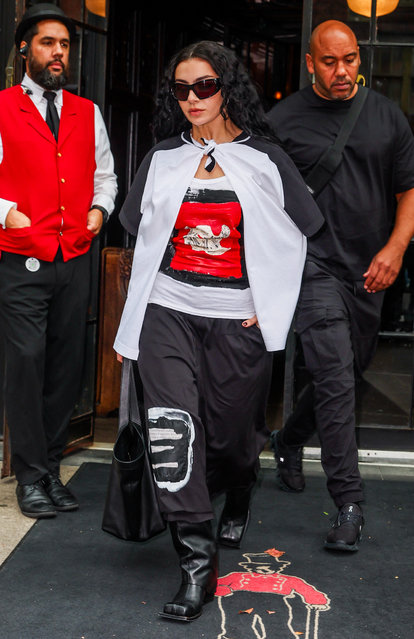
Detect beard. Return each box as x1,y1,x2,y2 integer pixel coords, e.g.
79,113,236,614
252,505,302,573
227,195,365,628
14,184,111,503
27,54,69,90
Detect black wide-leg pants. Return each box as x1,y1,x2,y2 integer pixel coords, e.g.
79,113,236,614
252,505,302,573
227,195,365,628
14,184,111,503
283,260,384,507
0,249,91,484
138,304,273,523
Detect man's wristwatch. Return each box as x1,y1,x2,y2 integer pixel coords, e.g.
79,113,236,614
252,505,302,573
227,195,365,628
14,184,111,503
90,205,109,224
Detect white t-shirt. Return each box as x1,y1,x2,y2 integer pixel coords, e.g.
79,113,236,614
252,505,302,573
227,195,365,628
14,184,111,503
148,175,255,318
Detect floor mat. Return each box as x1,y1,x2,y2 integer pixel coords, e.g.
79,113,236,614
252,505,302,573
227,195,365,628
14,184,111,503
0,462,412,639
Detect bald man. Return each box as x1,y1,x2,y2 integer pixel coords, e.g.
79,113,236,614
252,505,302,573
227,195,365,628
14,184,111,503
267,20,414,551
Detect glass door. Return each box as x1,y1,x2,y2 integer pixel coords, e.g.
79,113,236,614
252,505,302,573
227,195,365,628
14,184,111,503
285,0,414,451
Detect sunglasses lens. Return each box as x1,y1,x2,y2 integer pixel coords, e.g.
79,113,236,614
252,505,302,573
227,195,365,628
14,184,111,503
171,79,220,101
172,84,189,100
194,79,219,99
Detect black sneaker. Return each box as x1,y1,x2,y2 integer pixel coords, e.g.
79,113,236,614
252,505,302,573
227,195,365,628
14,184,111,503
270,430,305,492
325,503,364,552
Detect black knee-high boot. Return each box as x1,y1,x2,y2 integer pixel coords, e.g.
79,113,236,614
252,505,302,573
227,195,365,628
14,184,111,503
160,520,218,622
217,485,252,548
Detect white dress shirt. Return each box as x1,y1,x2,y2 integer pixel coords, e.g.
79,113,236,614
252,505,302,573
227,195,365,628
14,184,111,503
0,73,117,227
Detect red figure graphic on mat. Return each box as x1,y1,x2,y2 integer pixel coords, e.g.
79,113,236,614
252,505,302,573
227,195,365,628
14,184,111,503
215,549,330,639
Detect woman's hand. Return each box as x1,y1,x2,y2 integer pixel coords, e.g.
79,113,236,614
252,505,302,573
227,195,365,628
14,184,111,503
116,353,123,363
242,315,259,328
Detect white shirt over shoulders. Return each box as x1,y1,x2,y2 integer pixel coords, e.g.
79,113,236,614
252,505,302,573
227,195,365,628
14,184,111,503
114,133,324,358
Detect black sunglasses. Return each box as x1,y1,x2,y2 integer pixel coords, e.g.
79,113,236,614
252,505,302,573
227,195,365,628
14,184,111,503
170,78,222,101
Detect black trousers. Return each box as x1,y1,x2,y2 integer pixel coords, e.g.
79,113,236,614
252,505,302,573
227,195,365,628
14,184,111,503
138,304,273,522
0,249,91,484
283,260,384,507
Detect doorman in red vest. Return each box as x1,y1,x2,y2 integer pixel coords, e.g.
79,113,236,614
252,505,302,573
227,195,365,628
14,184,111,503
0,4,117,518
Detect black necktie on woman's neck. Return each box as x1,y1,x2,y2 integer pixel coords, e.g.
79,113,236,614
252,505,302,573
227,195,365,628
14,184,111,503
43,91,59,140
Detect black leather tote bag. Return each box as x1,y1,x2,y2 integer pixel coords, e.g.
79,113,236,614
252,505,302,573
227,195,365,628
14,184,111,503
102,358,166,541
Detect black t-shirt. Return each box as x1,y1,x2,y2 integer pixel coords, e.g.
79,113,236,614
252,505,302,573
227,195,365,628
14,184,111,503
267,85,414,281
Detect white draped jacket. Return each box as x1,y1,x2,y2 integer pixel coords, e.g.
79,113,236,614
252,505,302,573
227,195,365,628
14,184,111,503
114,132,324,359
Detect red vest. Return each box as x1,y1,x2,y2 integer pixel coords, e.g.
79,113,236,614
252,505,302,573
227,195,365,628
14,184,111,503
0,85,96,261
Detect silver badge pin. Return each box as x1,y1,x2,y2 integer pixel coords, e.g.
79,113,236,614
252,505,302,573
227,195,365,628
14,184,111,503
25,257,40,272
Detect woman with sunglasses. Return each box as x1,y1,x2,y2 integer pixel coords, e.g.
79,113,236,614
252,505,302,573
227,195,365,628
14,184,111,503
114,40,323,622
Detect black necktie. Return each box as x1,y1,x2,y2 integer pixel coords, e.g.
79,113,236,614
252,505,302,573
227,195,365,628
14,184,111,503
43,91,59,140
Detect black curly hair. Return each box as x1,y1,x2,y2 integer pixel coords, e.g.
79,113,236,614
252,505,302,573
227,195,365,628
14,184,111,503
152,40,277,143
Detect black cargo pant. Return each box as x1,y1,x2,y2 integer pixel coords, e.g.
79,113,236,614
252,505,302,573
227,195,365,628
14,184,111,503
282,261,384,507
138,303,273,523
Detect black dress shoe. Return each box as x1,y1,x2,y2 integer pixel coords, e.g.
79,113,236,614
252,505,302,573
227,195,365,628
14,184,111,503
325,503,364,552
41,473,79,511
16,481,56,519
270,430,305,493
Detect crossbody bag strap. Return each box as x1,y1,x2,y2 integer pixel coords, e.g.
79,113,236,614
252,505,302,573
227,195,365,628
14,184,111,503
305,85,368,198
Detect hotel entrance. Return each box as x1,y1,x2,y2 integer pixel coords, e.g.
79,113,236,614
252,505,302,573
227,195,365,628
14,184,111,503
1,0,414,475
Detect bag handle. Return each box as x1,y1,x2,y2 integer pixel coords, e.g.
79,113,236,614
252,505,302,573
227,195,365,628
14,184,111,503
119,358,141,431
305,85,368,198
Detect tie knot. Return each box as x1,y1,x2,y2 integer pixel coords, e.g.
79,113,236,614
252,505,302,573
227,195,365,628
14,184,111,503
43,91,56,102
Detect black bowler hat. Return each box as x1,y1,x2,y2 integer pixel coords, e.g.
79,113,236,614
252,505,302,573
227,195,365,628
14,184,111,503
15,3,76,47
